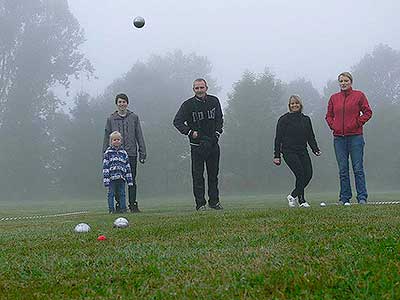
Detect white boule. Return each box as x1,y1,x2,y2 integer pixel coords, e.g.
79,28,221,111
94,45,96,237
113,217,129,228
320,202,326,207
74,223,91,233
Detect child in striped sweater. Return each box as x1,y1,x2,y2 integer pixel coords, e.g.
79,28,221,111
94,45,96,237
103,131,133,213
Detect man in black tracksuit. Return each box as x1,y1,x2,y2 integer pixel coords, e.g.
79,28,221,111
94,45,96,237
173,78,224,211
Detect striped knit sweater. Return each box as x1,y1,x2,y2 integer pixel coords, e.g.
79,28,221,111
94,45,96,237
103,146,133,187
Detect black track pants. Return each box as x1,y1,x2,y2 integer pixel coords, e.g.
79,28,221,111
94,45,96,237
191,143,220,209
283,151,313,203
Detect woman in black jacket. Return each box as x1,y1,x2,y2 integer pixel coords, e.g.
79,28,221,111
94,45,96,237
273,95,321,207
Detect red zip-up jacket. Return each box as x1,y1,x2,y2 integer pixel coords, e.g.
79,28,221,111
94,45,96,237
325,88,372,136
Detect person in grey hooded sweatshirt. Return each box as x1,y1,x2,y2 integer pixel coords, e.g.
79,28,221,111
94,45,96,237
103,93,146,213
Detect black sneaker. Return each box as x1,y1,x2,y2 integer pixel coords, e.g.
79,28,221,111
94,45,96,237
196,205,207,211
209,202,223,210
130,205,141,213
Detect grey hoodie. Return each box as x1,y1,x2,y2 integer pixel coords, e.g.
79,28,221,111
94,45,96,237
103,110,146,160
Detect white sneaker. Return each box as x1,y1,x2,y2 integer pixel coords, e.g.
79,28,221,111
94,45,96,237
287,195,297,208
344,202,351,206
299,202,311,208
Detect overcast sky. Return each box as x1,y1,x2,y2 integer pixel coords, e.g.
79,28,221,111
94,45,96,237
67,0,400,102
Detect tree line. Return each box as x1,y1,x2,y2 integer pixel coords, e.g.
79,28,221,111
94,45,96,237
1,0,399,201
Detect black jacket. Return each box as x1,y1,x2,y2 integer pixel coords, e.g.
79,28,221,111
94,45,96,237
274,112,319,158
173,95,223,145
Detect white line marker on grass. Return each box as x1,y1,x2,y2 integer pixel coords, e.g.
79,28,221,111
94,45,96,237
0,211,88,222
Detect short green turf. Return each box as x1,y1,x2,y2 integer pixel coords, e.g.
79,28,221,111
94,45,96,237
1,193,399,299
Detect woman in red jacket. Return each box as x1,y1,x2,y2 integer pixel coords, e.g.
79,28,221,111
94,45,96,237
325,72,372,205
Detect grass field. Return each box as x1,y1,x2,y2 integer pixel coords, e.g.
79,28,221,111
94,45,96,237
1,193,400,299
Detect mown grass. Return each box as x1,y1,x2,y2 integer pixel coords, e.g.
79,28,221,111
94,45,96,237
0,193,400,299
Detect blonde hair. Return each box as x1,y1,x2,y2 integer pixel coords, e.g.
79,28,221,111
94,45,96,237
109,131,122,145
338,72,353,83
288,95,303,112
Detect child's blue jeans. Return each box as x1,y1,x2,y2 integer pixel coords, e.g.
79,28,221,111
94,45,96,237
107,179,126,212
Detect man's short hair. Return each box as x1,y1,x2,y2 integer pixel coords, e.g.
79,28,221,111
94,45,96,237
193,78,208,88
115,93,129,104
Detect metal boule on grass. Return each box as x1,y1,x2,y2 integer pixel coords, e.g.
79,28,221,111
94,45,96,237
74,223,90,233
113,217,129,228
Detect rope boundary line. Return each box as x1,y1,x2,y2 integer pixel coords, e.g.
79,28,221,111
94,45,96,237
0,211,89,222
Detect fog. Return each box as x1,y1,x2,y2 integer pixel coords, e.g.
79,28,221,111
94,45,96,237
1,0,400,203
68,0,400,99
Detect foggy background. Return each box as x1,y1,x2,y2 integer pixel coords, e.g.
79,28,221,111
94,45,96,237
67,0,400,98
1,0,400,203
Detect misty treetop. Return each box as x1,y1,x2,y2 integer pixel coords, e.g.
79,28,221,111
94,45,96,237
0,0,93,199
